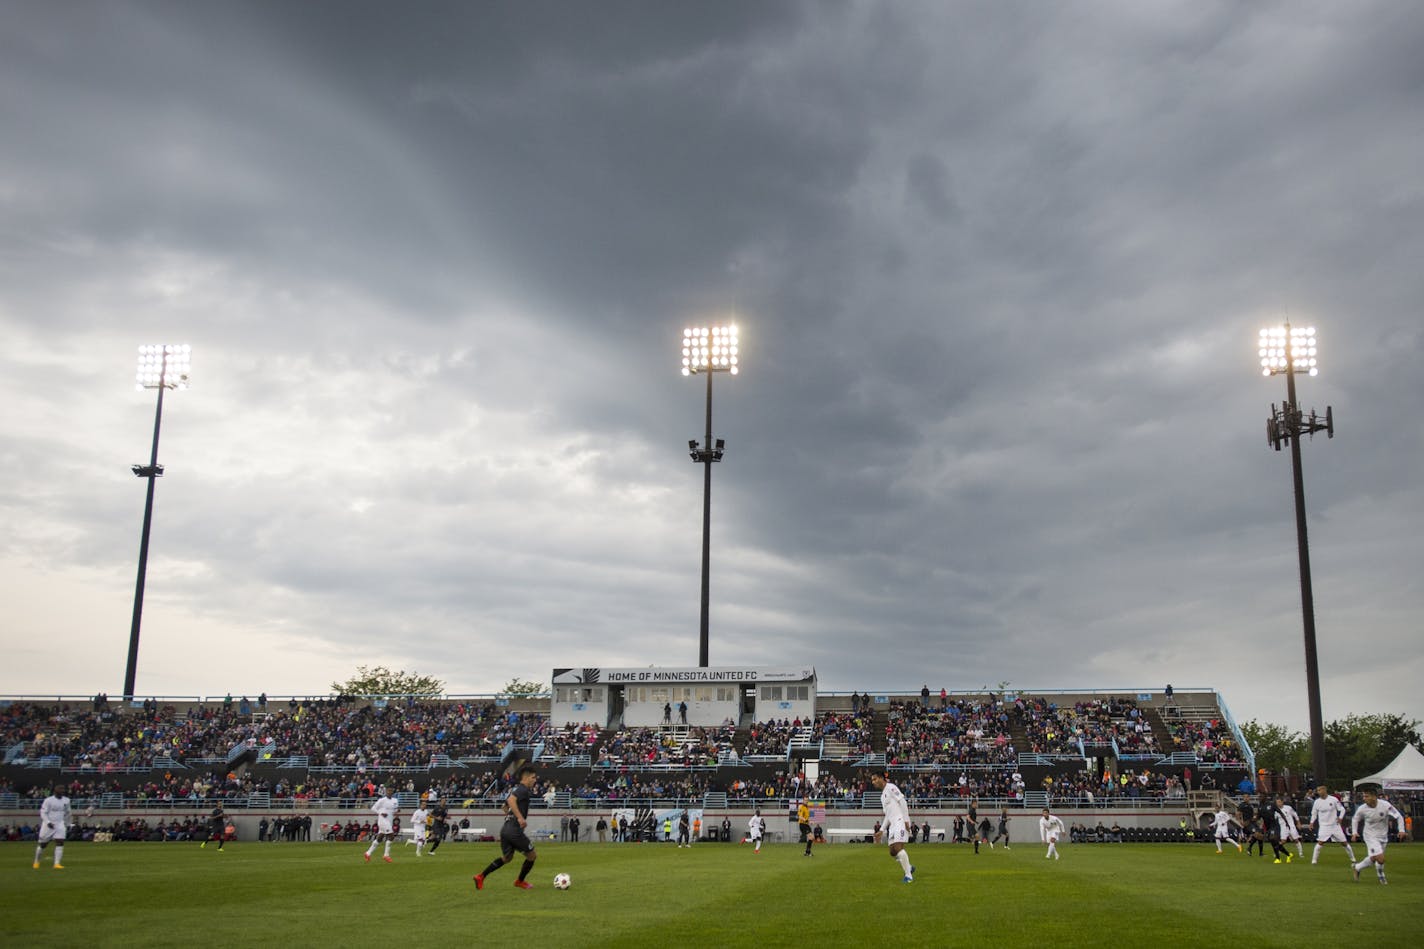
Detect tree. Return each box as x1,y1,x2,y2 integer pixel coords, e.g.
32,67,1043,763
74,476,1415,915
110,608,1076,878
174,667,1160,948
1323,713,1422,783
1239,719,1308,774
502,677,548,697
332,665,444,697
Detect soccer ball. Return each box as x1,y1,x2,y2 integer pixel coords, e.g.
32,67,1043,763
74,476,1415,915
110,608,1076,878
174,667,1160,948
553,872,571,890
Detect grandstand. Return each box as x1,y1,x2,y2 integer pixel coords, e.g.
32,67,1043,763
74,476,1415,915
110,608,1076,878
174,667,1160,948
1,672,1261,843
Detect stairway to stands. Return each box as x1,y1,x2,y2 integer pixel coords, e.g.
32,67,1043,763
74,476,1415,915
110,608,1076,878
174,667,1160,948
870,709,888,754
1141,706,1172,752
1007,715,1031,758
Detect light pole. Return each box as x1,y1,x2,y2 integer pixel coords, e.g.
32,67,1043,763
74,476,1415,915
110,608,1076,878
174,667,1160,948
1259,323,1333,783
125,344,191,702
681,324,739,668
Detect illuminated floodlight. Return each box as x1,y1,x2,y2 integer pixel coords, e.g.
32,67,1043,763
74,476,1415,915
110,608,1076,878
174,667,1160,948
135,344,193,389
1253,319,1335,784
1257,325,1317,377
680,324,740,376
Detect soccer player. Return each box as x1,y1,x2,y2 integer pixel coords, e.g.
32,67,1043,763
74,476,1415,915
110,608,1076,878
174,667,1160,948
1350,787,1405,885
474,766,540,890
677,810,691,848
1308,785,1356,865
201,803,226,851
869,771,914,883
364,786,400,864
427,799,449,853
1212,807,1243,853
991,808,1011,850
1038,808,1065,860
966,798,980,852
748,809,766,853
797,800,812,856
410,801,429,856
1257,795,1292,863
1238,798,1264,857
1274,796,1304,859
33,784,71,869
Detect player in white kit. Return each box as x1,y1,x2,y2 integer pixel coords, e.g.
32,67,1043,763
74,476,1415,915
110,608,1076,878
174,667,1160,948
1350,788,1405,885
1038,808,1066,860
870,771,915,882
34,785,71,869
748,809,766,853
1273,796,1304,859
410,803,429,856
364,786,400,864
1212,808,1243,853
1308,785,1356,865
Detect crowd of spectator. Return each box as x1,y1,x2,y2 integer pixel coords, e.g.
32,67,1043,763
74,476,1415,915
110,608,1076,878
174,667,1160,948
884,700,1017,766
812,710,874,756
740,719,804,757
1164,717,1243,763
1041,768,1186,804
1070,697,1160,754
590,725,736,768
1014,697,1082,756
0,698,546,771
0,691,1264,809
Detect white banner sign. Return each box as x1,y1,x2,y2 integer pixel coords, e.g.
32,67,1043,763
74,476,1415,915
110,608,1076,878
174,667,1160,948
553,666,814,685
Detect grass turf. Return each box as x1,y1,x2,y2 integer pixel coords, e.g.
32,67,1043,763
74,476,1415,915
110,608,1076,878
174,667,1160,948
2,839,1419,948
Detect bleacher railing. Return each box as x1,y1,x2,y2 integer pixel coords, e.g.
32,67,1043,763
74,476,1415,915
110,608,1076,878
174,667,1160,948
0,790,1217,813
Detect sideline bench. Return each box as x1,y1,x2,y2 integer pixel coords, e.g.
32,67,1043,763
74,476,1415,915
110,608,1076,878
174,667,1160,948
826,828,874,842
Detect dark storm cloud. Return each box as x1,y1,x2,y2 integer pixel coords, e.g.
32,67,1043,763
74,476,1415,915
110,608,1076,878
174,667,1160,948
0,1,1420,729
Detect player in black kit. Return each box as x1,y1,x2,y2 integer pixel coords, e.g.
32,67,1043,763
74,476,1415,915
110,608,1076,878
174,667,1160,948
1257,794,1292,863
473,766,540,891
426,800,449,853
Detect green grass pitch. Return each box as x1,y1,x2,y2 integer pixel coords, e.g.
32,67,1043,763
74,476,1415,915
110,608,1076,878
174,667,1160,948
2,839,1420,948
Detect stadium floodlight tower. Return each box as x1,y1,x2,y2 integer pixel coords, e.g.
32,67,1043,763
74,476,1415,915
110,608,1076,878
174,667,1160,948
1259,323,1333,783
124,344,191,702
681,324,739,668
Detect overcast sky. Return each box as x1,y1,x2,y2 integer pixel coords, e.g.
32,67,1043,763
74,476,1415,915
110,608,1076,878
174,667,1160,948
2,1,1420,734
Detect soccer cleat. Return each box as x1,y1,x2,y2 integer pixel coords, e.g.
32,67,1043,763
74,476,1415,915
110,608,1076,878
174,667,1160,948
1380,877,1388,885
363,853,371,863
33,861,39,869
1286,855,1292,863
902,876,913,883
513,880,533,890
53,864,64,870
382,855,392,864
473,873,485,891
200,841,206,849
1273,859,1281,864
1353,866,1361,882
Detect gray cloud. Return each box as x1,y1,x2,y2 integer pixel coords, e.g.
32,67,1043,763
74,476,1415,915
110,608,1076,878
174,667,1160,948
1,1,1421,733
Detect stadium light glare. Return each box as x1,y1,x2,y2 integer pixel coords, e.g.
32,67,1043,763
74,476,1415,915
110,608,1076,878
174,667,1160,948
125,344,192,701
681,322,741,667
681,324,739,376
1258,321,1333,783
1258,325,1318,377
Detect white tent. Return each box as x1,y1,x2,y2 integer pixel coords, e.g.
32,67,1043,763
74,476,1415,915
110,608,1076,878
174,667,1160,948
1353,743,1424,789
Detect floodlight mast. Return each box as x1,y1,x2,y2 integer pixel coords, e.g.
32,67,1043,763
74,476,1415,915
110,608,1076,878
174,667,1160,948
1258,324,1332,783
681,325,738,668
125,345,191,702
